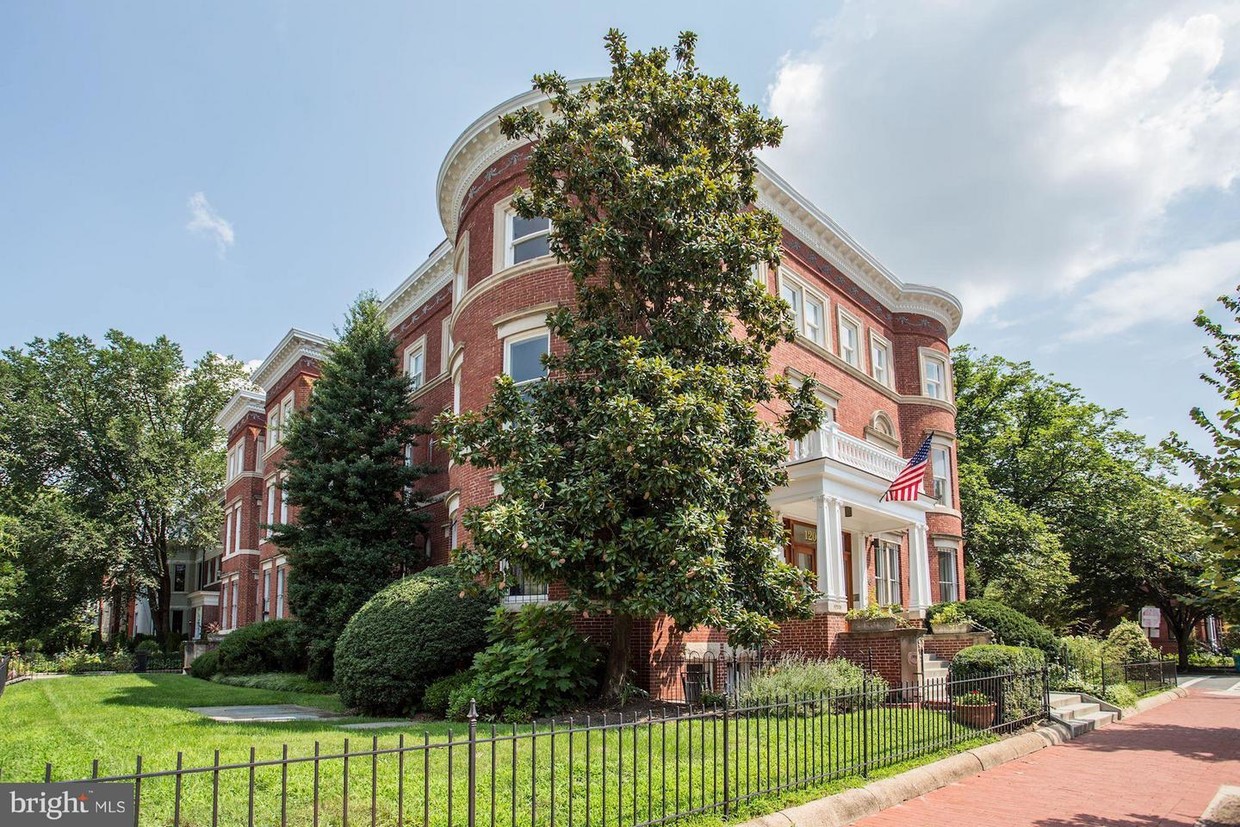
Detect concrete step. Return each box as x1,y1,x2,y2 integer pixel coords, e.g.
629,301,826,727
1049,692,1083,708
1053,701,1101,721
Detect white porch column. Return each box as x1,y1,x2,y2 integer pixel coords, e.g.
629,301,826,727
815,494,848,612
851,532,868,610
907,522,932,616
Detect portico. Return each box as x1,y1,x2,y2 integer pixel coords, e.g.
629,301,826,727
772,421,938,619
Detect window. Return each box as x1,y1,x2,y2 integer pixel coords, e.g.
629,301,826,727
922,353,949,400
751,262,766,289
281,394,295,436
870,334,892,387
779,273,827,347
267,410,281,447
234,508,243,553
838,311,861,368
265,481,276,537
262,569,272,620
279,475,289,524
276,566,286,619
440,318,453,373
875,540,901,606
229,580,238,629
503,561,549,603
507,215,551,266
937,549,959,603
505,331,550,399
406,345,425,390
226,445,244,481
172,609,184,635
224,508,233,553
932,447,952,507
173,563,186,593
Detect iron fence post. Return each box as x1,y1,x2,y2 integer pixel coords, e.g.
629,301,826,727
468,698,478,827
861,676,869,778
1042,664,1050,720
722,694,731,815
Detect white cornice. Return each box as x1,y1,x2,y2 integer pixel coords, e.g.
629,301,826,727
380,241,454,330
436,78,602,239
215,390,266,431
755,161,963,336
434,80,964,337
250,328,331,391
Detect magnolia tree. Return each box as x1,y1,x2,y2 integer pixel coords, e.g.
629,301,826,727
439,31,825,699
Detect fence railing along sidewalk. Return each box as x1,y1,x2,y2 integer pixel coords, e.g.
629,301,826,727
5,651,183,680
1048,645,1178,697
7,669,1049,827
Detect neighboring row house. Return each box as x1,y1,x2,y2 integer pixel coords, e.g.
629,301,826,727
212,82,969,692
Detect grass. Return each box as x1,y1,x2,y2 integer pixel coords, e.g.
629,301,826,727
0,674,1003,826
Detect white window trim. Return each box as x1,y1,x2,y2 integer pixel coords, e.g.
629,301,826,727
777,269,830,349
836,308,863,369
919,348,952,401
440,317,453,374
494,195,553,271
869,331,894,388
403,335,428,390
874,536,903,607
502,328,551,388
453,231,470,303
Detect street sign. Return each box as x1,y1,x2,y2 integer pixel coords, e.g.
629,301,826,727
1140,606,1161,629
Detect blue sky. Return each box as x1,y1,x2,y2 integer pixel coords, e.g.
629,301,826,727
2,1,1238,452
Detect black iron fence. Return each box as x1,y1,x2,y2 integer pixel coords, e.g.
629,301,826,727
1048,645,1177,699
10,669,1048,827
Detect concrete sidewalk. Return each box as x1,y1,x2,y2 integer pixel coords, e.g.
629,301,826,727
855,681,1240,827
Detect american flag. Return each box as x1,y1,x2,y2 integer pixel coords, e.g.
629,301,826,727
883,435,933,502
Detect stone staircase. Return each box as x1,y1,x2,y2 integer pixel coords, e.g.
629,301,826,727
922,652,951,702
1049,691,1117,734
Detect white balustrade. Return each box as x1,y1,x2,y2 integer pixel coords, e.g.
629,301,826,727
788,423,905,481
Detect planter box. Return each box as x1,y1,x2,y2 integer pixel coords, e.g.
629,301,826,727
955,703,996,729
848,617,901,633
931,622,972,635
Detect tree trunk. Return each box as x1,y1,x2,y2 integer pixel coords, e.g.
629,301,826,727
603,613,634,704
107,584,123,640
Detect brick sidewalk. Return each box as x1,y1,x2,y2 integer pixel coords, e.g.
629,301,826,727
856,686,1240,827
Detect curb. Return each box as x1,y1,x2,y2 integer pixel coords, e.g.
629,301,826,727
735,685,1187,827
1199,784,1240,827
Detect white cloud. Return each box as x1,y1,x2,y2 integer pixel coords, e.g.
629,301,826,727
763,1,1240,323
244,358,262,375
186,191,235,255
1068,239,1240,340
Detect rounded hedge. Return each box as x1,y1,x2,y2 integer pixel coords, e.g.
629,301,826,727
931,599,1057,654
216,619,308,676
1104,619,1159,663
334,567,498,716
190,649,220,681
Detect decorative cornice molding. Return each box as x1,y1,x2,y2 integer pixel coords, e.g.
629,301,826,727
381,241,454,330
250,329,330,391
215,390,266,432
436,79,602,239
756,162,963,336
434,81,963,337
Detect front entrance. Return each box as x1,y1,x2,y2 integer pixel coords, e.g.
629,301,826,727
785,519,817,574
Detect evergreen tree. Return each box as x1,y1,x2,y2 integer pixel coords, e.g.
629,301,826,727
439,31,825,699
274,294,433,678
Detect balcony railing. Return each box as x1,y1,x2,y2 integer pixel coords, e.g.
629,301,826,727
789,423,907,481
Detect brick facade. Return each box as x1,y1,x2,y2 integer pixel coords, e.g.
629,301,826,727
211,82,967,697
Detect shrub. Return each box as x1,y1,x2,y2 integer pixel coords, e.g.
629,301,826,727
740,655,888,713
334,567,497,716
58,648,106,673
469,604,601,721
422,671,475,718
135,639,162,654
22,638,42,654
1053,635,1105,688
1104,620,1159,664
190,649,220,680
950,644,1045,724
1220,626,1240,654
1101,684,1138,709
215,620,308,676
931,599,1057,654
210,673,335,694
929,604,970,625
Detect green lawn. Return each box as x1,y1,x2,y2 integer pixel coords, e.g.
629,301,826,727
0,675,997,826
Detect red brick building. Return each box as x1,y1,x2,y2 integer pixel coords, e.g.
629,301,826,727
212,82,967,690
